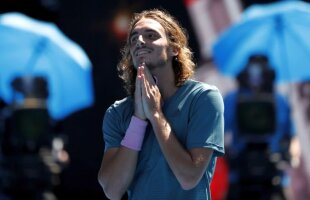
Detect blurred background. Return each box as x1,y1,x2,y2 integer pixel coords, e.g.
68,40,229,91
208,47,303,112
0,0,310,200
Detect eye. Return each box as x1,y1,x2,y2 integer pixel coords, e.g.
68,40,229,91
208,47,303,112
147,33,154,38
146,32,158,40
130,35,138,45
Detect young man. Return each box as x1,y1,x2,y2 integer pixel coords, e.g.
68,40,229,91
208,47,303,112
98,9,224,200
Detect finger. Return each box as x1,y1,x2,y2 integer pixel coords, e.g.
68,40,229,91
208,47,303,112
138,65,143,79
134,67,147,119
141,65,155,85
141,73,151,99
135,67,141,95
141,72,147,94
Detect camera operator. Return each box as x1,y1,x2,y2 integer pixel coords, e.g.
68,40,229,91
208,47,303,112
0,76,69,200
224,54,296,200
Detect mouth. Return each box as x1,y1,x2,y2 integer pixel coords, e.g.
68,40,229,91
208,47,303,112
134,48,151,57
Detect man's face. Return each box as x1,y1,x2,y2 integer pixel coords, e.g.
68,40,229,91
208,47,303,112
247,62,263,87
129,18,174,69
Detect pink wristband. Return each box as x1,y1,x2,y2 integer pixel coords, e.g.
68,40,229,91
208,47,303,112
121,116,148,151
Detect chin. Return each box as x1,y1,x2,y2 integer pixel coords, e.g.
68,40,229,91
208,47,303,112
135,57,147,66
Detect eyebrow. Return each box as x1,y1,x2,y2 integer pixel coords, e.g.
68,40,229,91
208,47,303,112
129,29,158,39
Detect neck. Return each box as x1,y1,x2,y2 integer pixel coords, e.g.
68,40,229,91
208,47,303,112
158,76,178,100
150,66,178,100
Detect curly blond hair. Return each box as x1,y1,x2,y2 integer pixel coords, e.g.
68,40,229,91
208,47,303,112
117,9,195,96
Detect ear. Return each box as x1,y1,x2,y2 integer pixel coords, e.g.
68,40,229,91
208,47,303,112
169,47,179,57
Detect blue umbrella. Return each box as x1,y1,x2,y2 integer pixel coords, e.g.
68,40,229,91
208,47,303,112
0,12,94,119
212,1,310,83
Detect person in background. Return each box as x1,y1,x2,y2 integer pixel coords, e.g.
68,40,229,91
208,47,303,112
97,9,224,200
224,54,297,200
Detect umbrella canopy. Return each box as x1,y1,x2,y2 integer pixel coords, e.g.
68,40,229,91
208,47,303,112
0,12,94,119
212,1,310,83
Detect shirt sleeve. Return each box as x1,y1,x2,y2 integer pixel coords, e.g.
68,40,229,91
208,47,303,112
276,94,295,137
102,105,125,151
186,89,225,157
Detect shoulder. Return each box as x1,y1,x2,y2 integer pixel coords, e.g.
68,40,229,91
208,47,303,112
184,80,224,111
274,93,288,103
109,96,132,109
274,93,290,111
106,96,133,117
186,79,220,93
103,96,133,132
185,79,223,101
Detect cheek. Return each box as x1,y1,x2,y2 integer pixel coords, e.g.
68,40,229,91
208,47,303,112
129,51,137,68
160,47,171,58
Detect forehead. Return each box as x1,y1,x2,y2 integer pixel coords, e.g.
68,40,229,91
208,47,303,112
131,18,166,35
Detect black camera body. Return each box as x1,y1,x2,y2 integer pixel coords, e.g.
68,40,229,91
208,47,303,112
0,76,65,200
228,54,287,199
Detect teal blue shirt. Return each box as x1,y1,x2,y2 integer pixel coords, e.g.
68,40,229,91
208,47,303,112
103,79,225,200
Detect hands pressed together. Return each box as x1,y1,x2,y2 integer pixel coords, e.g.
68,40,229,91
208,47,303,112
134,63,162,121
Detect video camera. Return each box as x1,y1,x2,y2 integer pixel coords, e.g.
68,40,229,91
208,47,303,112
0,76,68,200
231,54,285,199
236,94,276,142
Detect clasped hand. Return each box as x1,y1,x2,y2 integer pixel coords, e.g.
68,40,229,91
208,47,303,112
134,63,162,120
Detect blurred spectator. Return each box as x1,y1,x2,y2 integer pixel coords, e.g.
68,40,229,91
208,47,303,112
224,54,297,200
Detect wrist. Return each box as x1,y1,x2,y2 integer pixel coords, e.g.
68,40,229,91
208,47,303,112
131,115,148,127
149,110,163,123
133,113,146,121
149,111,171,141
121,116,148,151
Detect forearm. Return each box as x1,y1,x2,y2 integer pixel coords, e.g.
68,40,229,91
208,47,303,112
149,111,212,190
98,147,138,200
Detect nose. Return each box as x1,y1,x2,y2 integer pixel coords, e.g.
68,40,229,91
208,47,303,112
136,35,145,47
